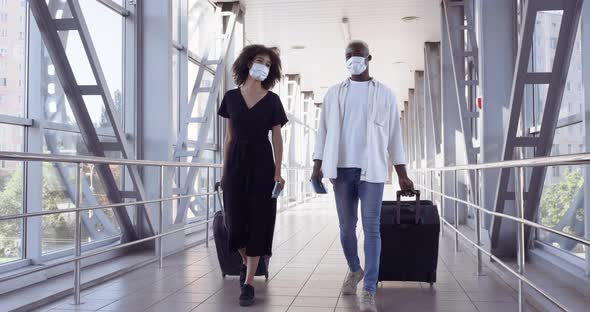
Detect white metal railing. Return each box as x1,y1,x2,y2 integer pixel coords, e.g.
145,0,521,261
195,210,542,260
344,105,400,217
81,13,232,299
0,151,313,306
410,152,590,312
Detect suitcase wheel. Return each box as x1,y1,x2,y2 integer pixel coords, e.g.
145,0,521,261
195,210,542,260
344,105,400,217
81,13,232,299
429,282,434,287
265,273,269,280
222,273,226,278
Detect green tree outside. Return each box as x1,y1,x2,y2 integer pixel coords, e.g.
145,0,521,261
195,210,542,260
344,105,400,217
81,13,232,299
539,169,584,228
0,163,73,261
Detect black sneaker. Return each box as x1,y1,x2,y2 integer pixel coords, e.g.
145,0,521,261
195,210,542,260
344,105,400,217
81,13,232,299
239,264,247,287
239,284,255,306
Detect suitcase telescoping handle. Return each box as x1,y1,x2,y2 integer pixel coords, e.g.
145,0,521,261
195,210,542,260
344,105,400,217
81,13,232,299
214,182,224,214
395,190,421,224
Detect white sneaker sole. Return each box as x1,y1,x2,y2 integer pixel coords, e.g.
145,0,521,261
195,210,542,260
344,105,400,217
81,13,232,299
341,271,364,295
341,289,358,296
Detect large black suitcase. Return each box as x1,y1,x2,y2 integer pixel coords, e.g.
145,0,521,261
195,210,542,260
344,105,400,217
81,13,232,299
378,190,440,285
213,182,269,279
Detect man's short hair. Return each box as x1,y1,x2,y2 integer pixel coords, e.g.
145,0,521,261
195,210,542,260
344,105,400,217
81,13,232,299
347,40,370,52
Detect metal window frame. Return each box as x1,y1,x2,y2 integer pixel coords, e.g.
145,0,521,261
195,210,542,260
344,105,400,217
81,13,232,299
533,239,587,269
96,0,129,17
28,0,154,243
0,0,138,272
410,150,590,311
490,0,585,256
173,2,241,224
0,0,30,270
0,114,33,127
40,236,120,262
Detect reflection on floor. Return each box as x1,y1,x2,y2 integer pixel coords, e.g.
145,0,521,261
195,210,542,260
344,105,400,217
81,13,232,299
33,196,535,312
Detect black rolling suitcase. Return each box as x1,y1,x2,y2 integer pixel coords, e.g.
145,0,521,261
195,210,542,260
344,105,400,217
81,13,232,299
213,182,270,279
378,190,440,285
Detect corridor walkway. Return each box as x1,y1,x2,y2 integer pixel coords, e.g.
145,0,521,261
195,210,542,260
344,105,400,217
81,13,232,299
33,195,531,312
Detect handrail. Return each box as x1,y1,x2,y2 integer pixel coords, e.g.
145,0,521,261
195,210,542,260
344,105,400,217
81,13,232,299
411,152,590,171
0,151,223,168
0,192,218,221
415,184,590,247
436,216,568,311
0,150,315,306
408,152,590,312
0,216,211,283
0,151,220,303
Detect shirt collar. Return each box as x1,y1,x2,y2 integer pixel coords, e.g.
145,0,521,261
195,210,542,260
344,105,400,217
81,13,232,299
343,78,376,87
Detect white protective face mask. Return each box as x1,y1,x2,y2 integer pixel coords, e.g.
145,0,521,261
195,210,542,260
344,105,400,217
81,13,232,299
346,56,367,76
249,63,269,81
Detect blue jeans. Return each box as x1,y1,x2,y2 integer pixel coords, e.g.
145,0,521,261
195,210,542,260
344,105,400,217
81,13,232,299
331,168,384,294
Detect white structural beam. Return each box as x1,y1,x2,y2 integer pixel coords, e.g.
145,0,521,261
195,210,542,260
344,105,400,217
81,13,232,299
581,0,590,274
140,0,174,241
415,71,426,169
477,0,516,233
441,4,464,223
490,0,584,256
425,42,442,157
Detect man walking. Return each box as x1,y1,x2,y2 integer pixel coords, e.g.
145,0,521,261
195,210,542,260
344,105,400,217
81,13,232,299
311,40,414,312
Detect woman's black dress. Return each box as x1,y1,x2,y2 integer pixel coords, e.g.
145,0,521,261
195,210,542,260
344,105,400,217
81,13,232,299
218,89,288,257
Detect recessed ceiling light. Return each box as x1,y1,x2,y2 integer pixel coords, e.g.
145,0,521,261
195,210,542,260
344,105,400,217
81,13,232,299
291,45,306,50
341,17,351,42
401,16,420,22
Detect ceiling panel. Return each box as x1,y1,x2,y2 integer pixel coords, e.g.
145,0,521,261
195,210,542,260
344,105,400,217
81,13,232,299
242,0,441,104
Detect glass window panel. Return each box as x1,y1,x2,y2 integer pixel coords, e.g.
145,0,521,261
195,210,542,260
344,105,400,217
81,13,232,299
186,151,215,221
41,161,122,255
531,11,584,128
0,0,26,117
45,0,73,19
79,0,124,107
41,131,122,255
532,8,585,260
41,161,77,254
43,129,89,156
0,123,24,264
172,0,179,42
188,0,218,59
83,95,113,129
57,30,97,86
538,164,585,259
188,62,216,144
38,2,124,127
0,221,22,263
533,11,563,73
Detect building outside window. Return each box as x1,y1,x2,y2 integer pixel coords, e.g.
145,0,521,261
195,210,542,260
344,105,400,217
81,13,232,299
532,10,586,261
0,0,25,264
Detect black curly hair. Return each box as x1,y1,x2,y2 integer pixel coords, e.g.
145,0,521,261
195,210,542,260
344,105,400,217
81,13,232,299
232,44,282,90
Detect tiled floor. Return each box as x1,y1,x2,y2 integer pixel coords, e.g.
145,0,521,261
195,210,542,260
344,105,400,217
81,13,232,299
33,195,534,312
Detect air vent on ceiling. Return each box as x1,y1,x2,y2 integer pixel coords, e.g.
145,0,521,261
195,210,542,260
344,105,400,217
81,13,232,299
401,16,420,22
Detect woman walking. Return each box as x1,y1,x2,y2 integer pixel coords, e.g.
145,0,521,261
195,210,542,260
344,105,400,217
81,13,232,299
218,44,288,306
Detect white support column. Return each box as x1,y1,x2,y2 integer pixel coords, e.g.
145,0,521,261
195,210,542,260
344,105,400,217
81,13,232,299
424,43,439,169
408,89,416,169
477,0,516,230
441,5,461,223
582,0,590,275
124,0,139,224
140,0,175,245
415,71,426,169
25,10,44,264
